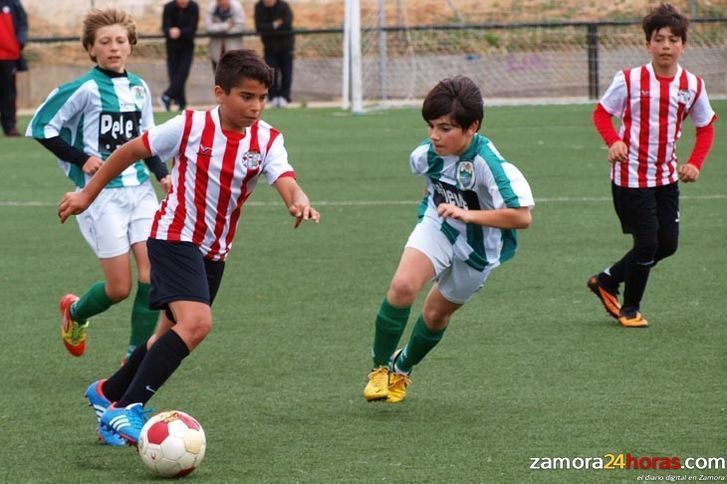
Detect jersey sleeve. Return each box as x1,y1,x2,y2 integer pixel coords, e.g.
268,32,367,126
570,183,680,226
599,71,628,118
262,133,295,185
409,143,431,175
27,81,89,140
143,114,184,161
497,162,535,209
689,80,717,128
480,141,535,210
139,80,156,133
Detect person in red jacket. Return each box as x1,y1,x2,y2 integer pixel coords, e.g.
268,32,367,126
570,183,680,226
588,3,716,328
0,0,27,137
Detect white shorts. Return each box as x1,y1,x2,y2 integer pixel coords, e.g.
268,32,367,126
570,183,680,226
405,217,496,305
76,182,159,259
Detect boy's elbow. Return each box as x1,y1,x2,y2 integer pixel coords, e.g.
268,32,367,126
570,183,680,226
517,210,532,229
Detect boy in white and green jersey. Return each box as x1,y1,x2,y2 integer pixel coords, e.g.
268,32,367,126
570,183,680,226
27,9,171,370
363,76,534,404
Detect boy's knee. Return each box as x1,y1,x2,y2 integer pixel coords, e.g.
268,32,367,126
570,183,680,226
388,277,419,306
105,283,132,302
655,232,678,262
422,307,450,331
632,232,658,265
191,318,213,339
181,317,213,347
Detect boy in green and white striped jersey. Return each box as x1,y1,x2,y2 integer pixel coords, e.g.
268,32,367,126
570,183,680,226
363,76,534,403
27,9,171,366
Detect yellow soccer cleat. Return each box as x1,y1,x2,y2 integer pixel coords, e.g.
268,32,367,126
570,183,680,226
363,366,389,401
59,293,89,356
618,309,649,328
386,372,411,404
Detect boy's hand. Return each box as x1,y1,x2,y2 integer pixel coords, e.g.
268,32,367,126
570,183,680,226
289,203,320,228
82,156,103,175
607,140,628,164
678,163,700,183
159,175,172,194
437,203,469,223
58,191,92,223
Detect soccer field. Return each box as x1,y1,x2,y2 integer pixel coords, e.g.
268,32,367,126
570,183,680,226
1,101,725,482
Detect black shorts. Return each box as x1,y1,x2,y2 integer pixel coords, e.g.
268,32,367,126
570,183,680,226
611,182,680,235
146,238,226,315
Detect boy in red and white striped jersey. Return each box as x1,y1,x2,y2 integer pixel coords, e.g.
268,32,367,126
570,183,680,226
58,49,320,445
588,3,716,328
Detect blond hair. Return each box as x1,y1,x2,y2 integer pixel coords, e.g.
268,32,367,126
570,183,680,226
81,8,137,62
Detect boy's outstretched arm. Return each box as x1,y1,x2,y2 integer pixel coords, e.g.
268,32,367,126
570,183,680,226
58,137,152,223
437,204,531,229
273,176,321,228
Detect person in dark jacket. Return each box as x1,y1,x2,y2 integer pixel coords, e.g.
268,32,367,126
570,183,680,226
160,0,199,111
254,0,294,107
0,0,28,136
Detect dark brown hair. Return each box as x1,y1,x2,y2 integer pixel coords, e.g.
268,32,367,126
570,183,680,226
215,49,274,92
642,3,689,43
422,76,483,131
81,8,137,62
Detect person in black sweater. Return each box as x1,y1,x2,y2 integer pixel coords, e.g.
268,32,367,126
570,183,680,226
254,0,294,107
160,0,199,111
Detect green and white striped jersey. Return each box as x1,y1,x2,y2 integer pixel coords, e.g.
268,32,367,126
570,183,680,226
28,67,155,188
411,133,534,271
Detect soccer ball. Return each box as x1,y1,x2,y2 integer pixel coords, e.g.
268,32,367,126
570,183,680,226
138,410,206,478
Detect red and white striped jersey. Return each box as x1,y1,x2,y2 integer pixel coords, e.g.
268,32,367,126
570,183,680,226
599,62,715,188
142,107,295,261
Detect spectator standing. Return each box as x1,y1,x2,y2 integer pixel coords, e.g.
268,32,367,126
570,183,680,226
254,0,294,107
160,0,199,111
205,0,245,72
0,0,28,136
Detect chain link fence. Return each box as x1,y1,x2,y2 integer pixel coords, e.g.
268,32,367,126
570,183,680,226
20,16,726,109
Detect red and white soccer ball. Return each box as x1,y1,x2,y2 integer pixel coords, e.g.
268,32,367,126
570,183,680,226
137,410,206,478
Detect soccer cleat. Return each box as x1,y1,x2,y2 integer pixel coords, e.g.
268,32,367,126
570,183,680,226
84,379,112,422
386,349,411,403
100,403,153,446
618,309,649,328
587,275,621,320
363,366,389,401
84,380,127,447
59,294,89,356
386,372,411,403
97,424,127,447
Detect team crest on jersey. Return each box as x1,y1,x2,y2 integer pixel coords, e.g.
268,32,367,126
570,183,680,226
677,89,692,105
455,161,475,190
131,86,146,109
242,150,262,169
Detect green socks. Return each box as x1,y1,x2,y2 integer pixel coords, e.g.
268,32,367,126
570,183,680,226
71,281,114,323
69,281,159,356
372,298,411,367
395,315,446,374
129,282,159,352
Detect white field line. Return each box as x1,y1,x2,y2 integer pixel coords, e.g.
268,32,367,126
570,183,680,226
1,194,725,208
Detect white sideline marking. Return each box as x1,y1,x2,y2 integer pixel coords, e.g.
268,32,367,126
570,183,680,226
1,194,725,208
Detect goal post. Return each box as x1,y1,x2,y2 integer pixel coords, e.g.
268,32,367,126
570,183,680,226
343,0,363,113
